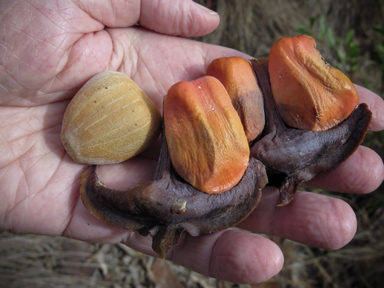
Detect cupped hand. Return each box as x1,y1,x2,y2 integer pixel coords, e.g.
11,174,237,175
1,0,383,284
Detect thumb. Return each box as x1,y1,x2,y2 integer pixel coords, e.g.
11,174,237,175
140,0,220,37
76,0,219,37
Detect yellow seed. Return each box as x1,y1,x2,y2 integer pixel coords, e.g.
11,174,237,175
61,71,161,165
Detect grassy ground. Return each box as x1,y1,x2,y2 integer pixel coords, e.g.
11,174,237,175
1,0,383,287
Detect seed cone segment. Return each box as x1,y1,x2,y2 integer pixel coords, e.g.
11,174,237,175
269,35,360,131
80,122,268,258
250,58,372,206
165,76,250,194
206,56,265,142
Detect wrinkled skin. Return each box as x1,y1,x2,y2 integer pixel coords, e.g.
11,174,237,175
1,0,384,284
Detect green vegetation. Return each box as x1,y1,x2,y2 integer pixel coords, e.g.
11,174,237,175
296,14,384,156
297,16,366,88
370,24,384,93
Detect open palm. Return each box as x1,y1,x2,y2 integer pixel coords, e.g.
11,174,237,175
1,0,384,284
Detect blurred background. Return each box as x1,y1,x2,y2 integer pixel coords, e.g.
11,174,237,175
1,0,383,287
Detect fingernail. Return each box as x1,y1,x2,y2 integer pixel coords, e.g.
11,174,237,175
195,3,218,15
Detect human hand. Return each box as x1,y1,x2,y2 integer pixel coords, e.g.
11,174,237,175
1,0,384,284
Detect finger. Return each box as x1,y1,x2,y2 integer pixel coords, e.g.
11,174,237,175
355,85,384,132
124,229,284,284
65,198,283,284
238,187,357,250
140,0,219,37
304,145,384,194
124,229,283,284
166,229,283,284
128,230,284,284
75,0,219,37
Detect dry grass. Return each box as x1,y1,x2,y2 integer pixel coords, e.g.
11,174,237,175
0,231,257,288
1,0,384,287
